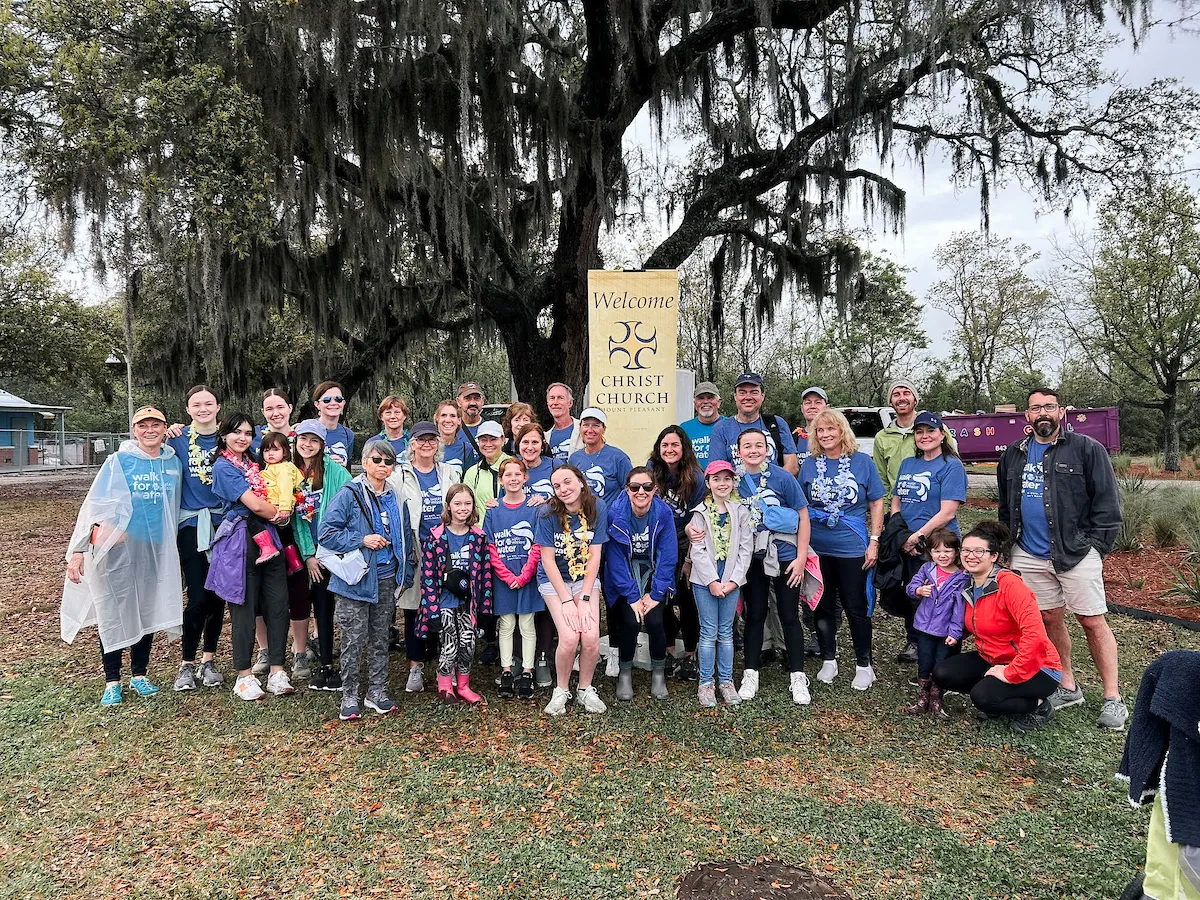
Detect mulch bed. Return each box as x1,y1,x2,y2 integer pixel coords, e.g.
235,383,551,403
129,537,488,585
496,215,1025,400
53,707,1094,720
678,861,853,900
1104,547,1200,622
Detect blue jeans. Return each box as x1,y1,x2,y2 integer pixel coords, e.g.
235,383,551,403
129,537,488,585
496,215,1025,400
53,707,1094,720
694,583,740,685
915,629,953,680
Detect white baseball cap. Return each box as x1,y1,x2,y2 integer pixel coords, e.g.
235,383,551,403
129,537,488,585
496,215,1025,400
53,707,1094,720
579,407,608,425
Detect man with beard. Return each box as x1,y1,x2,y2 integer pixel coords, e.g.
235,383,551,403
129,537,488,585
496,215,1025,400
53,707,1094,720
680,382,724,468
457,382,486,439
998,387,1125,730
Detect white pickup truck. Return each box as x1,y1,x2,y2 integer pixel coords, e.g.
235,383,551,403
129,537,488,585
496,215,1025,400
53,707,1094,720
836,407,895,457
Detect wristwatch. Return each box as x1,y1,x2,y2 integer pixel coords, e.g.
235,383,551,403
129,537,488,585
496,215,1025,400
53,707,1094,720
869,535,880,541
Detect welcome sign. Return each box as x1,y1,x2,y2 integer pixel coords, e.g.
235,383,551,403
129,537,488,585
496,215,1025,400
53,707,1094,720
587,269,680,462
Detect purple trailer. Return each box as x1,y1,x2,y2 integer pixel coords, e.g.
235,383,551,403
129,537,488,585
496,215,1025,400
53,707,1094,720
944,408,1121,463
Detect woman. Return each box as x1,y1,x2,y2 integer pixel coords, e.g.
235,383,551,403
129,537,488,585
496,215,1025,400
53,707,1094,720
312,380,355,468
602,467,678,701
435,399,478,480
206,413,294,701
63,405,183,706
391,420,461,693
567,407,632,505
376,395,410,457
319,439,415,720
257,388,295,445
288,419,352,691
516,423,556,504
166,386,228,692
798,409,885,691
535,464,609,716
933,521,1063,732
647,425,706,682
728,429,812,705
501,402,536,456
892,410,968,658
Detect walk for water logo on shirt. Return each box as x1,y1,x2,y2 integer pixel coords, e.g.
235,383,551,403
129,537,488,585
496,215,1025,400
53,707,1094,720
421,485,441,517
583,465,608,498
530,476,554,498
895,471,932,502
444,459,464,480
495,521,535,556
1022,461,1044,497
130,470,167,502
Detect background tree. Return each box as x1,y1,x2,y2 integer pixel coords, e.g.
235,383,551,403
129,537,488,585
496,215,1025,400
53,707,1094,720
1056,178,1200,470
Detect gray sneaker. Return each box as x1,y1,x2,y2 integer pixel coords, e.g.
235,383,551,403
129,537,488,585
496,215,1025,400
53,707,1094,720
405,665,425,693
173,663,197,692
1047,684,1085,710
1011,699,1055,733
199,661,224,687
698,683,717,708
251,649,270,676
718,682,741,705
575,685,608,714
535,654,553,688
292,656,312,681
1097,697,1128,731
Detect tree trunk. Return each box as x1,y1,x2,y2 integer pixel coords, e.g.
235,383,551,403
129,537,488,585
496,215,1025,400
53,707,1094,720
1163,388,1181,472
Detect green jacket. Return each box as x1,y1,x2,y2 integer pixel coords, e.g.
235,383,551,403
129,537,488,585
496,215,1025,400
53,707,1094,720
462,452,513,526
873,423,959,502
292,455,354,560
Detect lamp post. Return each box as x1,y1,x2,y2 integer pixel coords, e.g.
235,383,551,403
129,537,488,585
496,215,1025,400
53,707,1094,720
106,350,134,433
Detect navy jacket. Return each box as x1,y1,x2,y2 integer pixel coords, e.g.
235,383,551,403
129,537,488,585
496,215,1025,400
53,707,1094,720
318,479,415,603
601,492,678,608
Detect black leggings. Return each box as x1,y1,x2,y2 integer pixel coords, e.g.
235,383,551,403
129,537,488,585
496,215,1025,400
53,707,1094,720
309,579,335,665
178,526,225,660
664,579,699,654
933,652,1059,715
101,633,154,682
814,555,872,667
227,528,289,671
612,599,666,664
403,608,428,663
743,556,805,673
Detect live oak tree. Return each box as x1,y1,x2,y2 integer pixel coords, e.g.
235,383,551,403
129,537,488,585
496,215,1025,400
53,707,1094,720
1,0,1194,412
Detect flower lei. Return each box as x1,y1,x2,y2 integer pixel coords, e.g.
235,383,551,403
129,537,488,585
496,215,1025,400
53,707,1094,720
294,477,319,521
705,495,732,561
811,454,855,527
187,427,213,485
561,511,592,580
221,449,269,501
738,468,771,530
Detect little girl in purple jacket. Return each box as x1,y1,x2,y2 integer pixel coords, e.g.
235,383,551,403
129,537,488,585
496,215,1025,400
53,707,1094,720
905,528,970,717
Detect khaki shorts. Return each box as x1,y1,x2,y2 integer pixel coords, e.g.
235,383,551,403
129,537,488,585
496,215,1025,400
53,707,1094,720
1010,546,1108,617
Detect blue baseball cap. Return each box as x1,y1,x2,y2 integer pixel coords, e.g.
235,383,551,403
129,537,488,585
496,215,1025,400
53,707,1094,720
734,372,764,389
913,411,943,431
293,419,327,440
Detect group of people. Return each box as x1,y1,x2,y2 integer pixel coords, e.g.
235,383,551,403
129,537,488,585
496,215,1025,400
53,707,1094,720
61,375,1127,731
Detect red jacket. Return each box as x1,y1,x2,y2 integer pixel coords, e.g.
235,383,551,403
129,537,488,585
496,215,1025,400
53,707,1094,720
962,569,1062,684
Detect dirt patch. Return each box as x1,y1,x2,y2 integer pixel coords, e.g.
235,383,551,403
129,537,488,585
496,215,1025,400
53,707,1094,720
1104,547,1200,622
678,860,852,900
0,473,94,502
964,497,999,510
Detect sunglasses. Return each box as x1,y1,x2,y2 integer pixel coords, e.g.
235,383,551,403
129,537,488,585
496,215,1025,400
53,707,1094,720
368,456,395,466
320,395,345,404
627,483,655,493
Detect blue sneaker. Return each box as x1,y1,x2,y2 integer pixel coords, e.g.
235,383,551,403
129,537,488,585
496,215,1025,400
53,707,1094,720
128,676,159,697
100,683,122,706
339,699,361,721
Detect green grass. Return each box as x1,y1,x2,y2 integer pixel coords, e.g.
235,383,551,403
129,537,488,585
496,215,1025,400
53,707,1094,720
2,499,1197,900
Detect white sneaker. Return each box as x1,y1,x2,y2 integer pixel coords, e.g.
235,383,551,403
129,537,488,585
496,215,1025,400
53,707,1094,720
817,660,838,684
266,670,295,696
605,647,620,678
738,669,759,701
575,685,608,713
851,665,876,691
790,671,811,706
544,686,572,716
233,674,265,701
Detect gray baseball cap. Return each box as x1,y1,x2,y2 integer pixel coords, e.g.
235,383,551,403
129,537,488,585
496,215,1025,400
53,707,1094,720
694,382,719,397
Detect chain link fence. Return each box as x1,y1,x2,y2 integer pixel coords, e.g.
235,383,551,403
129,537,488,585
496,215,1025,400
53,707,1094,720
0,429,130,474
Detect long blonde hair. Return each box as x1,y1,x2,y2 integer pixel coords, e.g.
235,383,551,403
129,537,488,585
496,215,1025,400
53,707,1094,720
807,409,858,457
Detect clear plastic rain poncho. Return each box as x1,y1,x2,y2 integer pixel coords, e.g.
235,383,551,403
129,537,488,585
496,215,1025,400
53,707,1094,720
60,440,185,651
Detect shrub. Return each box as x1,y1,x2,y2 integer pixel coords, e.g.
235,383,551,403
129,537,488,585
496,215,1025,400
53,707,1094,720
1113,454,1132,474
1164,561,1200,607
1151,510,1180,547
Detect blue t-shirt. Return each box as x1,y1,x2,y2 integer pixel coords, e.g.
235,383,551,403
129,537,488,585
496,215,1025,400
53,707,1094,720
117,451,181,543
438,530,472,609
378,431,409,459
568,443,632,504
799,452,885,558
709,414,798,467
535,499,609,588
166,427,221,519
680,416,723,468
485,499,544,616
525,457,556,501
323,423,355,468
414,467,444,541
738,464,807,562
549,423,575,464
251,425,294,455
1019,439,1052,559
441,434,479,481
894,454,968,535
630,512,651,560
364,487,400,578
212,456,256,520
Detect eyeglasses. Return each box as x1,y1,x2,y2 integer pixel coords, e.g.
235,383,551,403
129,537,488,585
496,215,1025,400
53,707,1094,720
320,395,345,404
414,435,439,442
960,547,993,558
627,483,655,493
368,456,395,466
1028,403,1060,413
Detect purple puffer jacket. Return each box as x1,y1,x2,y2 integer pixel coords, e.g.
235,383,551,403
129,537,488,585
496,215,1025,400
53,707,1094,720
907,561,970,640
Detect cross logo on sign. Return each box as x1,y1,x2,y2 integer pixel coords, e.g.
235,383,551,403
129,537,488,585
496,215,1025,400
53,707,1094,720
608,321,658,370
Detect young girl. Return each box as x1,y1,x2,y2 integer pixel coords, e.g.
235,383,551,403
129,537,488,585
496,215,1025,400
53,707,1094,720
417,484,493,705
688,460,754,708
486,459,543,700
260,431,303,533
905,527,970,717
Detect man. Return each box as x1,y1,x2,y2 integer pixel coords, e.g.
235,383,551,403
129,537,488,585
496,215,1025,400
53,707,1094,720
456,382,486,438
708,372,799,474
546,382,584,464
462,421,512,521
793,386,830,465
568,408,632,504
998,387,1126,730
679,382,724,467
